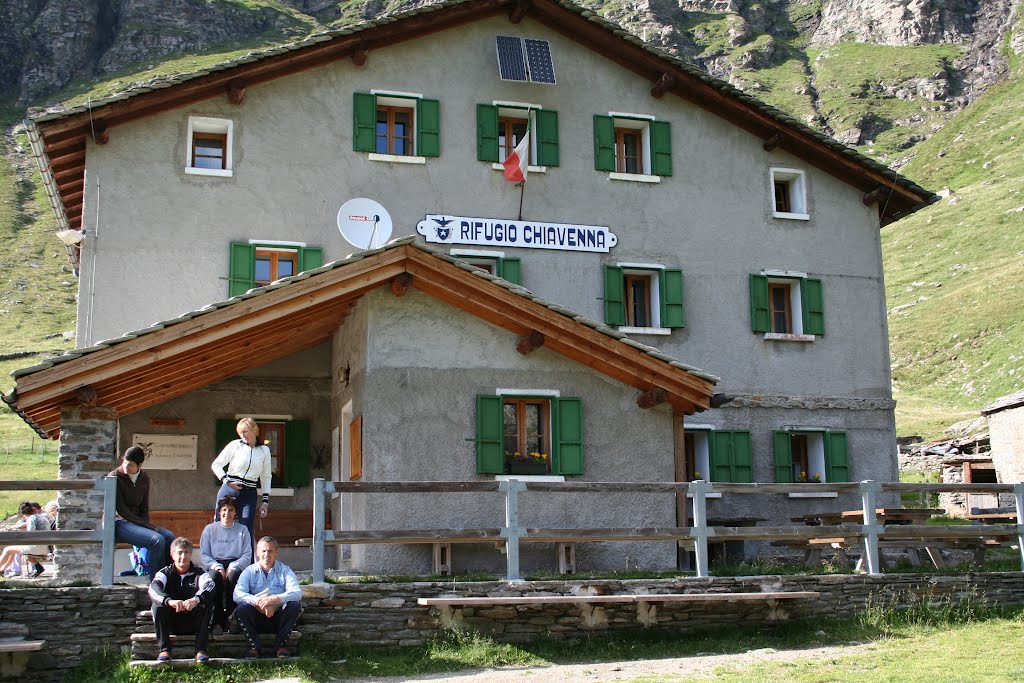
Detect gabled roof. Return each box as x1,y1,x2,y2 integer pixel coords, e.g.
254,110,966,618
26,0,936,234
3,238,717,438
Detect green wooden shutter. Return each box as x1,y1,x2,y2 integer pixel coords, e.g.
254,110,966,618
730,431,753,483
660,269,686,328
710,431,734,483
603,265,625,325
535,109,559,167
353,92,376,152
825,431,849,483
417,98,440,157
555,397,584,475
228,242,255,297
215,419,237,454
750,274,770,333
284,420,311,487
476,395,504,474
476,104,499,162
593,115,616,172
650,120,672,177
299,247,323,273
773,431,793,482
498,257,521,285
801,277,825,336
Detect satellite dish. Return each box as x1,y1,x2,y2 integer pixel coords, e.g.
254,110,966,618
337,198,393,249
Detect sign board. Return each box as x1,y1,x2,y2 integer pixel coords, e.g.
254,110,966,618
417,214,617,253
131,434,198,470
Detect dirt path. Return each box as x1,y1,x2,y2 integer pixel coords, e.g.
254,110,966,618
335,640,881,683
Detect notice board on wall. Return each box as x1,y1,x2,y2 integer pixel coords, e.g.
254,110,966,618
131,434,198,470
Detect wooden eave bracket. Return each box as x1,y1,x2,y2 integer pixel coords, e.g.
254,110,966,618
351,46,369,67
515,330,545,355
509,0,531,23
390,272,413,297
227,78,247,105
863,186,888,206
92,119,109,145
763,132,782,151
650,73,675,99
75,385,98,408
636,387,667,409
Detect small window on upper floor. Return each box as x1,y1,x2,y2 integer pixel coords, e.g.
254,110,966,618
594,113,671,183
603,264,685,334
749,272,824,340
353,91,439,163
254,248,297,286
770,168,809,220
476,103,559,170
186,116,233,177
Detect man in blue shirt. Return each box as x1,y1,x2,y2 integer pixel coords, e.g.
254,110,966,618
233,535,302,658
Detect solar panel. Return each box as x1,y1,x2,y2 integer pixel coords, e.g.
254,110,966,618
524,39,556,84
496,36,528,82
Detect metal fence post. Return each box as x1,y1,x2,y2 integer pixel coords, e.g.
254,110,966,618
860,480,883,575
689,480,712,578
98,475,117,587
1014,483,1024,573
499,479,527,582
313,478,327,583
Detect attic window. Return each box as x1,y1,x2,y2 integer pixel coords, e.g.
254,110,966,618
770,168,808,220
186,116,233,177
495,36,556,84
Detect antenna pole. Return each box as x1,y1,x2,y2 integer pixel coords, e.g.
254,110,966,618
368,215,380,249
517,181,525,221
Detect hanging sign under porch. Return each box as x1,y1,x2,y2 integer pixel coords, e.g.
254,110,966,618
416,215,617,253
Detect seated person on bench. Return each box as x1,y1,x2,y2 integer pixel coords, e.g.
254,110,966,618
233,536,302,659
149,537,215,663
200,495,252,632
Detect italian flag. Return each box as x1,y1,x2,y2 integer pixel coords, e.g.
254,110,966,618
502,129,530,183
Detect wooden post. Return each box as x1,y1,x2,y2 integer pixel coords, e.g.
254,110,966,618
689,479,712,578
98,475,117,587
500,479,527,582
313,478,328,582
672,409,689,569
1014,483,1024,572
860,480,882,575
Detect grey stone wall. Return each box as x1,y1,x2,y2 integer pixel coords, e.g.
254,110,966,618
56,406,117,580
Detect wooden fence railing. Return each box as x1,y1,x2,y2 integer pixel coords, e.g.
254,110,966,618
310,479,1024,583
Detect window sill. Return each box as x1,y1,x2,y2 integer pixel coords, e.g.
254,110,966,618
788,492,838,499
369,153,426,165
184,167,233,178
620,326,672,336
491,163,547,173
269,487,295,496
764,333,816,342
772,211,810,221
609,172,661,184
495,475,565,482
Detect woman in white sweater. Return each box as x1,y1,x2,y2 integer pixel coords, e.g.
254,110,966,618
210,417,271,545
200,495,252,631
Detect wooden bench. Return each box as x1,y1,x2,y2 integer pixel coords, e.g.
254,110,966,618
149,510,330,547
0,639,45,678
418,591,819,628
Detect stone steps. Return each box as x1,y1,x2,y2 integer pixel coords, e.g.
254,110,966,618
129,630,302,660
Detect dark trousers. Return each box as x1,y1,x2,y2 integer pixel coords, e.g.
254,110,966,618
235,601,302,650
207,566,242,626
152,600,214,654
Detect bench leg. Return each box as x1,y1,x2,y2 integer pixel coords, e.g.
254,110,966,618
924,546,945,569
636,600,657,627
433,543,452,576
557,543,576,575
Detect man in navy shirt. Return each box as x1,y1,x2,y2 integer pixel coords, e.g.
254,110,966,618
148,537,215,663
234,535,302,658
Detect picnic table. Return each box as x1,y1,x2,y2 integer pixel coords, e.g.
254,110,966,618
785,508,947,569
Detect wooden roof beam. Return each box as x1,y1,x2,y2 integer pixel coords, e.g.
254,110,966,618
636,387,667,409
863,186,888,206
763,132,782,151
650,73,675,99
509,0,530,23
515,330,544,355
227,78,246,105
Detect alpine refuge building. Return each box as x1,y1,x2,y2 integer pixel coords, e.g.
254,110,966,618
7,0,935,577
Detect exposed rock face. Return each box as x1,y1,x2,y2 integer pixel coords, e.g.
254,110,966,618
812,0,980,46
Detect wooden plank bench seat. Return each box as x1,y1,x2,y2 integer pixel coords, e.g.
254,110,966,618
149,510,330,547
0,640,44,653
0,639,45,678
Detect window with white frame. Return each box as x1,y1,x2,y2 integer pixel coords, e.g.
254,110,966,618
186,116,233,177
603,264,685,334
773,429,848,483
593,113,672,182
476,102,559,169
749,271,824,339
353,91,440,162
770,168,808,220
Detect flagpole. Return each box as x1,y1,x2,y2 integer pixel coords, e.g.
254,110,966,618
517,180,525,221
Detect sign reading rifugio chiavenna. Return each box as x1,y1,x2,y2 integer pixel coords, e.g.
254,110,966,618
416,215,618,253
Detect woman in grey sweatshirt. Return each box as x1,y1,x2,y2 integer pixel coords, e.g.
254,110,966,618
200,496,252,630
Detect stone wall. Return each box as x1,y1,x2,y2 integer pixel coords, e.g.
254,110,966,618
7,573,1024,680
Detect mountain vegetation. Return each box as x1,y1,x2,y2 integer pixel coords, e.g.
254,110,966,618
0,0,1022,444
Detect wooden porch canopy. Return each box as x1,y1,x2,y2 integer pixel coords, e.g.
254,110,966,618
3,240,717,438
27,0,936,234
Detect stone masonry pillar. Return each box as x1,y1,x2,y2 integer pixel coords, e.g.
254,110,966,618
56,406,117,580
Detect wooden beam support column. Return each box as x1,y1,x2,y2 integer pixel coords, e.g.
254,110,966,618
763,132,782,151
227,78,247,105
636,387,667,409
650,73,675,99
515,330,545,355
391,272,413,297
862,186,888,206
509,0,530,23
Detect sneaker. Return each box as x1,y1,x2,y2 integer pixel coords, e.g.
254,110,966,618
195,651,209,663
275,647,290,659
157,651,172,663
243,648,260,660
28,564,45,578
